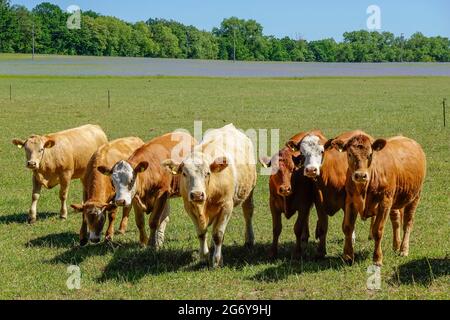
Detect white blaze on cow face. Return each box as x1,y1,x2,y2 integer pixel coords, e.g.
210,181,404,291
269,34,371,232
110,160,138,207
12,136,55,170
300,135,325,178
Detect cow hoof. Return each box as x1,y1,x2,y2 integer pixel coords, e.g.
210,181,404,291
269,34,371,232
268,249,278,260
27,217,37,224
59,215,67,220
399,250,409,257
343,254,354,265
373,261,383,267
117,229,126,235
244,241,254,249
79,239,88,247
292,250,306,260
314,251,326,260
105,235,113,243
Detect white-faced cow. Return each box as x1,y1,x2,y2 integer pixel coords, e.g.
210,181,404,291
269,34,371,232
71,137,144,245
162,124,257,268
330,133,426,266
12,124,108,223
98,132,196,248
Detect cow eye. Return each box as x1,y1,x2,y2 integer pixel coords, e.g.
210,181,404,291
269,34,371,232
205,172,210,177
182,172,187,177
39,148,44,153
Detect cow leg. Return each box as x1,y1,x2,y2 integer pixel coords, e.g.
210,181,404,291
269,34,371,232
148,194,169,249
242,190,255,248
58,172,71,220
269,200,282,259
390,209,402,252
133,202,148,247
156,202,170,248
372,201,392,266
79,213,88,246
368,216,375,240
294,207,310,259
198,232,209,263
315,209,328,259
342,201,358,264
29,175,42,224
118,205,131,235
400,197,419,257
212,206,233,268
105,207,118,242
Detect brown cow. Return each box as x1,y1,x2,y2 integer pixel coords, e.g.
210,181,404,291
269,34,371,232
98,132,196,248
331,133,426,266
259,131,317,259
12,124,108,223
71,137,144,246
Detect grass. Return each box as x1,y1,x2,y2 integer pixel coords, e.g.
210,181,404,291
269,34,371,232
0,75,448,300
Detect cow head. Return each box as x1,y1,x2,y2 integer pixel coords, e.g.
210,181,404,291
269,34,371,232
331,135,386,184
12,135,56,170
162,153,228,229
259,142,303,197
296,134,329,179
98,160,149,207
71,202,116,243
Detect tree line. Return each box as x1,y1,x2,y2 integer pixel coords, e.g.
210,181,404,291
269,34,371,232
1,1,449,62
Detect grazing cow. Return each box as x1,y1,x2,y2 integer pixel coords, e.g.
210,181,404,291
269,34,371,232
162,124,257,268
259,131,317,259
331,133,426,266
71,137,144,245
12,124,108,223
291,130,365,257
98,132,196,248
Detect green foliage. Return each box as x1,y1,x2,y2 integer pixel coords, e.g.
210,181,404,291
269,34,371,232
1,2,449,62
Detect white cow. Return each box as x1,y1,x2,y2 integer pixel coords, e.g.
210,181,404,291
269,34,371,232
162,124,257,267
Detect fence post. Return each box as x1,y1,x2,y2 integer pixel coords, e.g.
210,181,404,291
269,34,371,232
108,90,111,109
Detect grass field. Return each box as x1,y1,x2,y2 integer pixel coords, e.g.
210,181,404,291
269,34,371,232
0,75,448,300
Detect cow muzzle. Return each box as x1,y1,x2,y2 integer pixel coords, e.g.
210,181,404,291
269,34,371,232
115,199,128,207
27,161,38,169
189,191,206,203
89,231,101,243
353,171,369,183
278,185,292,196
304,166,319,178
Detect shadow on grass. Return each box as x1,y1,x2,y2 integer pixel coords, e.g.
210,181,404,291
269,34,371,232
0,211,58,224
389,257,450,287
249,247,372,283
26,231,78,249
98,246,195,283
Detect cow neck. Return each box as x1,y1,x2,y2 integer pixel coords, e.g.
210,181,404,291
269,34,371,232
351,177,370,215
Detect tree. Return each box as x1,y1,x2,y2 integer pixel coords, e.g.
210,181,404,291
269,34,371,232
308,38,337,62
0,0,15,52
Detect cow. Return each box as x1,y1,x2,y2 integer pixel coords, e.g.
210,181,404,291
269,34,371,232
98,132,196,248
289,130,365,258
162,124,257,268
12,124,108,223
71,137,144,246
259,131,317,259
330,133,426,266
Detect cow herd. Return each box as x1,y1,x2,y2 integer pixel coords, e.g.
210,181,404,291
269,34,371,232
12,123,426,267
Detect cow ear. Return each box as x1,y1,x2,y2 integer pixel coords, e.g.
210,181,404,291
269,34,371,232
259,156,272,168
97,166,113,176
210,157,229,173
44,139,55,149
324,139,334,151
71,204,84,212
161,159,182,175
134,161,149,174
12,139,25,149
372,139,387,152
286,141,300,152
331,139,346,152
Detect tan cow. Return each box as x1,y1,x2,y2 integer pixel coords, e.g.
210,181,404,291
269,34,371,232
71,137,144,246
98,132,196,248
331,133,426,266
162,124,257,268
12,124,108,223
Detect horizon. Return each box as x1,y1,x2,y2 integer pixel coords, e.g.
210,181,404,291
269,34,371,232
10,0,450,41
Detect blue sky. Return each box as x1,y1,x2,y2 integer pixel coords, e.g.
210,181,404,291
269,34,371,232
11,0,450,41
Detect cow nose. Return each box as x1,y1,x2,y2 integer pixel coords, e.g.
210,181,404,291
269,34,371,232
354,171,368,182
190,191,205,202
305,166,318,176
115,199,126,206
279,186,292,196
27,161,36,168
